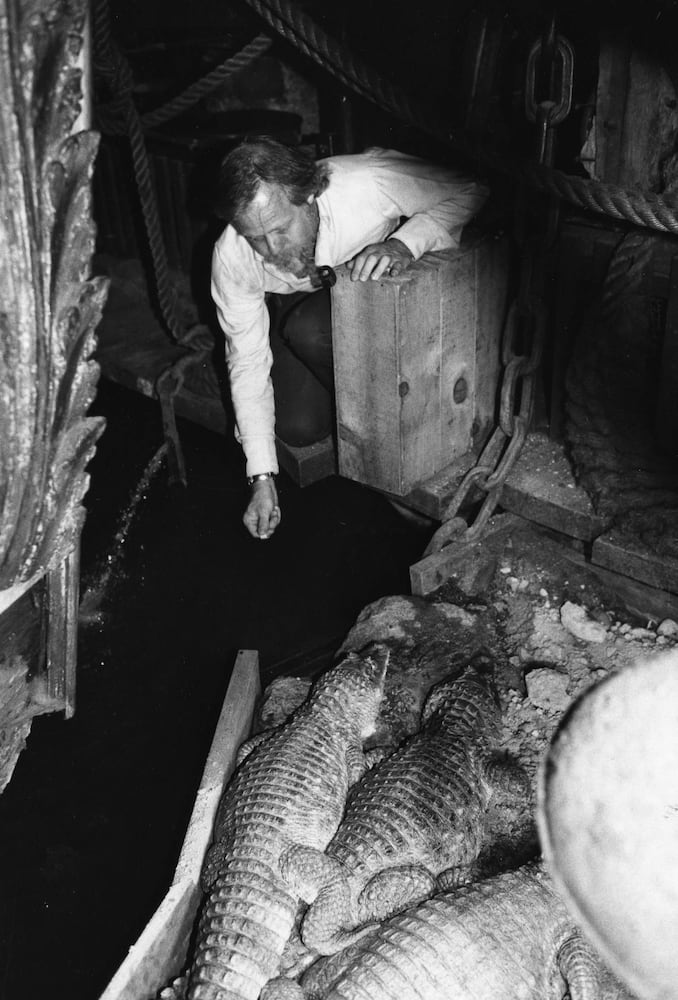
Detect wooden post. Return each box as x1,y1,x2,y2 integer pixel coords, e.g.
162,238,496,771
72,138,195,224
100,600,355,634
592,29,678,191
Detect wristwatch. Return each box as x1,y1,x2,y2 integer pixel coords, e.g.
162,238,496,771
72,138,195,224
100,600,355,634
247,471,276,486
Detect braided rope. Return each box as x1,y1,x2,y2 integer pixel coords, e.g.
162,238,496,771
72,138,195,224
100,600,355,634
244,0,678,236
93,0,185,342
140,34,272,130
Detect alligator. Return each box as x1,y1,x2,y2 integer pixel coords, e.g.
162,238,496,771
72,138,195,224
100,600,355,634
295,651,527,960
297,861,607,1000
185,643,389,1000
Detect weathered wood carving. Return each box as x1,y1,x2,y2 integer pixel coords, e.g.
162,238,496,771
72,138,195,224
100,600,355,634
0,0,107,596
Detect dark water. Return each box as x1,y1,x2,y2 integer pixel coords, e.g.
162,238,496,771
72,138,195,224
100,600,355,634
0,379,430,1000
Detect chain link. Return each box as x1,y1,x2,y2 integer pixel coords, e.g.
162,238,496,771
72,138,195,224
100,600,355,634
424,18,569,558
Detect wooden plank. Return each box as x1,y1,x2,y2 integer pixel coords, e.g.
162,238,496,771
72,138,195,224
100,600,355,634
45,546,80,718
438,248,476,471
592,532,678,596
410,513,518,596
400,261,445,488
333,265,401,493
558,546,678,623
395,449,477,521
500,432,605,542
100,650,260,1000
594,30,631,186
173,650,260,885
276,435,337,487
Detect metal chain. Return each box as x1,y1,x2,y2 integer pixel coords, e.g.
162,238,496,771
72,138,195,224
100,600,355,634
424,19,563,556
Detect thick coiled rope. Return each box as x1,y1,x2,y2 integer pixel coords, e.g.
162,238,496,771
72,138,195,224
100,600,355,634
140,34,272,130
96,35,272,136
243,0,678,236
93,0,185,342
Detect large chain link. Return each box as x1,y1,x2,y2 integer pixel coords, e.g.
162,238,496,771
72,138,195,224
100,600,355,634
423,14,566,557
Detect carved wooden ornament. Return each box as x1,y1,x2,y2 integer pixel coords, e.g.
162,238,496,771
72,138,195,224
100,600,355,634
0,0,108,593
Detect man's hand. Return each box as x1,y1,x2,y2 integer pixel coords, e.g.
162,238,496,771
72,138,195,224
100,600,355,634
348,238,415,282
243,477,281,540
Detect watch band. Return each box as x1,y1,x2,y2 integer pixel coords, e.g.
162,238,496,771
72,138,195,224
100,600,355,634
247,471,276,486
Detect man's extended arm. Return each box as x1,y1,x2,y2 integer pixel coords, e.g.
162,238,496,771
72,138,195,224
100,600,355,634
211,234,283,540
211,234,278,479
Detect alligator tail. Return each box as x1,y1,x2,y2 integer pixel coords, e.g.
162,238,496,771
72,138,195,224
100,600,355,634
188,851,297,1000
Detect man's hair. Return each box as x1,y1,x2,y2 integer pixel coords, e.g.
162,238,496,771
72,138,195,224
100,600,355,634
214,137,329,223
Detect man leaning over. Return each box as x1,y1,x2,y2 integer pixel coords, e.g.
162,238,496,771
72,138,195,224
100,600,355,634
211,138,488,540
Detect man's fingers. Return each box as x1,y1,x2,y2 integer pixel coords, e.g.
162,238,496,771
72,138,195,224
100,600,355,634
350,252,388,282
349,243,413,282
243,510,259,538
368,255,392,281
243,499,281,540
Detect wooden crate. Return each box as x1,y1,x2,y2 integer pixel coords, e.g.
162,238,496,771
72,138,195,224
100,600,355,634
330,236,509,496
99,650,260,1000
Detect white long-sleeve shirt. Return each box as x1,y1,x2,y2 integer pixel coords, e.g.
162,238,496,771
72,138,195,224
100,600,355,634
211,148,488,476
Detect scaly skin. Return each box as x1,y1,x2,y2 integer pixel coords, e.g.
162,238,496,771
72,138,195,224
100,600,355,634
298,652,527,958
186,644,389,1000
300,862,603,1000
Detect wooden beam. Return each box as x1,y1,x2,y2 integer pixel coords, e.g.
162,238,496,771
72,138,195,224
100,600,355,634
275,435,337,487
387,450,477,522
592,532,678,596
594,29,632,186
499,432,605,542
410,513,518,597
559,545,678,623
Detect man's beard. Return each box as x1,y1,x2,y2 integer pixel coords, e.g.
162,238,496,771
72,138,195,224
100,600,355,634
270,241,317,278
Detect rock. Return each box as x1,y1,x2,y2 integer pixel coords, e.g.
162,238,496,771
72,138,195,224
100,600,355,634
338,595,489,746
657,618,678,638
339,595,475,652
628,627,656,642
525,667,570,713
560,601,609,644
254,676,311,732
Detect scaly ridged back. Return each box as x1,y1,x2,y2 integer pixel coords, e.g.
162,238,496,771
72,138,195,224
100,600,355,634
299,662,505,957
313,866,574,1000
187,647,389,1000
331,665,501,878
